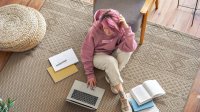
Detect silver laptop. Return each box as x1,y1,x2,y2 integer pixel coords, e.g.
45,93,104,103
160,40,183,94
66,80,105,110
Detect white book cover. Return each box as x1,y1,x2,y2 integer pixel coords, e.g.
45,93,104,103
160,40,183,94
130,80,165,105
49,48,79,72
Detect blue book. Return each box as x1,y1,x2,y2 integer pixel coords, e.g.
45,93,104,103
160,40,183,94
128,99,154,112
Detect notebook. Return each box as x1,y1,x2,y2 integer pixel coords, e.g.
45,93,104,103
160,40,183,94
130,80,165,105
47,64,78,83
48,48,79,72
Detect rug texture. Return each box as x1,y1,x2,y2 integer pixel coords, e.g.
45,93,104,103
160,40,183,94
0,0,200,112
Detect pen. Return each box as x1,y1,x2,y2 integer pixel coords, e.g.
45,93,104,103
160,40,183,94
56,59,67,66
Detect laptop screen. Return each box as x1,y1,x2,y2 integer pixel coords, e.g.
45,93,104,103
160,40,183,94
71,89,98,106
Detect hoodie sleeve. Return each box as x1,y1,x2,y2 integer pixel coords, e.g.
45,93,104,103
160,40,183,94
81,27,96,80
118,27,138,52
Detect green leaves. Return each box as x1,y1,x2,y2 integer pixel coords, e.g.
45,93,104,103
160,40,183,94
7,98,15,109
0,98,15,112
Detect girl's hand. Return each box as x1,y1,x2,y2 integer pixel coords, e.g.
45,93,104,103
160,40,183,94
119,15,129,28
87,77,96,90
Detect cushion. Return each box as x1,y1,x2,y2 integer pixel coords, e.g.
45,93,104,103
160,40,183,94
0,4,46,52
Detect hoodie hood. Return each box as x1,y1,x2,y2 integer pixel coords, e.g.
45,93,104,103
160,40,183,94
94,9,121,22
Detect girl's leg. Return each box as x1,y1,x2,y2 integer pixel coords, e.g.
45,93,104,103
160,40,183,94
93,52,130,94
116,49,133,71
93,53,132,112
115,83,132,112
93,53,123,86
115,49,133,112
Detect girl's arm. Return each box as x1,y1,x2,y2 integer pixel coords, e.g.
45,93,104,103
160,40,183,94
81,27,96,80
118,16,138,52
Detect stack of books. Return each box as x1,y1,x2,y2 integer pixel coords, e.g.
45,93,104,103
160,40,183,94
126,80,166,112
47,48,79,83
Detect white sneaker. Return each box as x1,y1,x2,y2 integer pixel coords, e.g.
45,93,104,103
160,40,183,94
120,98,132,112
105,76,119,94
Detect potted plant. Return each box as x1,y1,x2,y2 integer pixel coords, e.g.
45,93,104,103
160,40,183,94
0,98,15,112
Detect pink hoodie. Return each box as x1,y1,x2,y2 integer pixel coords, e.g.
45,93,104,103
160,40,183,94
81,9,137,80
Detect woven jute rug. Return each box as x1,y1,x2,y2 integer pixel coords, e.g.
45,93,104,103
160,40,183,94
0,0,200,112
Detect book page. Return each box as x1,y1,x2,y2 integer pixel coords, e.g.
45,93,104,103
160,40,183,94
130,85,152,105
143,80,166,98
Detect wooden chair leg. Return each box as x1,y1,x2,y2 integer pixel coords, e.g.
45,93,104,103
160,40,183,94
155,0,159,10
140,12,148,45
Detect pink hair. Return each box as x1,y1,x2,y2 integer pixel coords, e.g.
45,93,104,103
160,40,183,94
94,9,124,34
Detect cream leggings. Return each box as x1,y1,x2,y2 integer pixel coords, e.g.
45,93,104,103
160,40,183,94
93,49,133,86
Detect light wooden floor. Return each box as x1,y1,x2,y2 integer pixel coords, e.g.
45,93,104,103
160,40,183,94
0,0,200,111
148,0,200,38
0,0,45,9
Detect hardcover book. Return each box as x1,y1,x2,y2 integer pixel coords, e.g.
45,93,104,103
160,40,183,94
130,80,165,105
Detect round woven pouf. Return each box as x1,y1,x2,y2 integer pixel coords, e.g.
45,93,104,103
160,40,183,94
0,4,46,52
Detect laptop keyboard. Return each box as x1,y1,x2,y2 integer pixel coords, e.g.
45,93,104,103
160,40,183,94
71,89,98,106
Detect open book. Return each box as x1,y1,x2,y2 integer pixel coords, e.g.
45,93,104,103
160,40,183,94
130,80,165,105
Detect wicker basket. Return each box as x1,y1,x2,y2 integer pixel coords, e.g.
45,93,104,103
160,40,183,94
0,4,46,52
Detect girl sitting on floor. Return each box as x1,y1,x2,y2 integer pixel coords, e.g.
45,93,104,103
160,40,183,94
81,9,137,112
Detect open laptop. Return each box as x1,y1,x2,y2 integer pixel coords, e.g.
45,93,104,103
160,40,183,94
66,80,105,110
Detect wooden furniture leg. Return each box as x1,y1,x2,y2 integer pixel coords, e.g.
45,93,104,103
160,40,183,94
140,12,148,45
155,0,159,10
184,70,200,112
